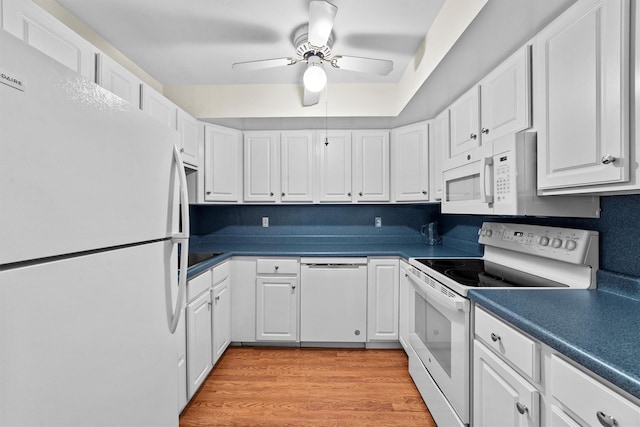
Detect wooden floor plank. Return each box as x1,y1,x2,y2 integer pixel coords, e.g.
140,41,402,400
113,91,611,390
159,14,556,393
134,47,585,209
180,347,437,427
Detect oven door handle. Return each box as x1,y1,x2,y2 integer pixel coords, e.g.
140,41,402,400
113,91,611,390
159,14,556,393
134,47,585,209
407,272,470,313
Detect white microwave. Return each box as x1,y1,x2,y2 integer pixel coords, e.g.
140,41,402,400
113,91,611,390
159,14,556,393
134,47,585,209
441,132,600,217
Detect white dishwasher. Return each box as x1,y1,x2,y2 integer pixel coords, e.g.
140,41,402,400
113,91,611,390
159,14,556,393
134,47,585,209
300,257,368,343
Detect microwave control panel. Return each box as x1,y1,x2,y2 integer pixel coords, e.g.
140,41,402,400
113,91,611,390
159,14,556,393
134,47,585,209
494,154,512,203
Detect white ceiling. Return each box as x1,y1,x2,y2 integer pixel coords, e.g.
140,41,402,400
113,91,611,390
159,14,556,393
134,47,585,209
50,0,575,123
55,0,446,86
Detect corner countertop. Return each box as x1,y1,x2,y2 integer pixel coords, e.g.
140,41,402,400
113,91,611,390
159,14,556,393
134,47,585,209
468,285,640,401
186,241,479,278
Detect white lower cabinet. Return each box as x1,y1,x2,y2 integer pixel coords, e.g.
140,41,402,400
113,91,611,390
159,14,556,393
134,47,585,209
474,340,540,427
211,262,231,365
367,258,399,341
473,306,640,427
186,271,213,399
176,300,188,412
255,258,299,342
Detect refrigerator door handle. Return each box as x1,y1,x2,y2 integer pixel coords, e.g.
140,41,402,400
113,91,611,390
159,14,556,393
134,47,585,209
168,145,190,334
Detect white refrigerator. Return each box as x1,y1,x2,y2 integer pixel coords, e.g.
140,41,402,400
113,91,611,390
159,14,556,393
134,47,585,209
0,31,189,426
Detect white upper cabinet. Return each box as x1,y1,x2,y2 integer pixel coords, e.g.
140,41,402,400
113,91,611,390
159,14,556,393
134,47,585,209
96,53,142,108
447,45,531,163
449,86,481,160
429,110,449,201
176,108,201,168
535,0,630,193
2,0,96,81
352,130,390,202
480,45,532,143
202,124,242,202
281,131,314,203
391,122,430,202
243,131,280,203
140,84,178,130
318,130,353,202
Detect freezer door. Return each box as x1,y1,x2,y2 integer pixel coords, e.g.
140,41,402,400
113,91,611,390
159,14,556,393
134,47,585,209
0,241,179,426
0,32,180,265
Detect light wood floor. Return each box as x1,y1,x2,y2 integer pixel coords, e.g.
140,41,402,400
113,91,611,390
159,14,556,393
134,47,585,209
180,346,437,427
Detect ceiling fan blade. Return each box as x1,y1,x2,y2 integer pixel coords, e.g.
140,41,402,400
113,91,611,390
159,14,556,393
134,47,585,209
331,55,393,76
308,0,337,47
303,86,320,106
232,57,296,71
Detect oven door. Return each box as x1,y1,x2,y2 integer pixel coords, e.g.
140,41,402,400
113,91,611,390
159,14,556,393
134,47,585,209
407,270,470,424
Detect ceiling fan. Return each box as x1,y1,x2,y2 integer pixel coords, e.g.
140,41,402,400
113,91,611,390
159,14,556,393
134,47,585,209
231,0,394,106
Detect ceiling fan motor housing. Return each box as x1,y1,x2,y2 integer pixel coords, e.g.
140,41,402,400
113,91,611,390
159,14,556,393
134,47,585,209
293,25,333,62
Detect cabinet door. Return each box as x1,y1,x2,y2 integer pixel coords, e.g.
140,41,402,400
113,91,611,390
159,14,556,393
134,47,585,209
2,0,95,81
176,305,188,412
256,276,298,341
187,291,213,399
480,45,531,143
473,341,540,427
281,131,314,202
367,259,399,341
353,130,390,202
535,0,630,190
449,86,481,159
429,111,449,201
140,84,178,130
318,131,352,202
244,132,280,202
177,109,201,168
391,122,429,202
211,278,231,365
203,124,242,202
96,53,142,107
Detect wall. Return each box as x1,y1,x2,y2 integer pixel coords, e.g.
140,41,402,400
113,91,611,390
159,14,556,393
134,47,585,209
192,194,640,278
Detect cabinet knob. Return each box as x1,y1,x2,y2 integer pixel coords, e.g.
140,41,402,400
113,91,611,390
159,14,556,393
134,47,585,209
596,411,618,427
422,190,427,195
470,133,477,140
291,285,296,290
359,192,363,196
206,191,212,195
180,147,185,153
601,154,616,165
282,192,285,197
515,402,528,415
215,296,220,302
274,266,279,271
490,333,501,342
270,192,274,197
348,192,351,197
481,128,489,135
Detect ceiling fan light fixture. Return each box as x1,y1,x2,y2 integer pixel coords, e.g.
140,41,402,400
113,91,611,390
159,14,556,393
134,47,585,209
303,56,327,93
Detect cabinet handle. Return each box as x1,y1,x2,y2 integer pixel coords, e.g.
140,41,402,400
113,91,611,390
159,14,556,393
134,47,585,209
516,402,528,415
470,133,477,140
481,128,489,135
596,411,618,427
490,332,501,342
601,154,616,165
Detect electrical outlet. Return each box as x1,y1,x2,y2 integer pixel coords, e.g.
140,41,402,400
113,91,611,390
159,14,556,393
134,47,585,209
262,217,269,227
375,217,382,228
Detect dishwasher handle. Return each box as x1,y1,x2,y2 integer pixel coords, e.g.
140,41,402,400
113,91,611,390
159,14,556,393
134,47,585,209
304,263,365,268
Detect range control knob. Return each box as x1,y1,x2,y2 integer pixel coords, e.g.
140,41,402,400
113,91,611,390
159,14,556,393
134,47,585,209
551,238,563,248
538,236,550,246
484,229,493,237
565,240,577,251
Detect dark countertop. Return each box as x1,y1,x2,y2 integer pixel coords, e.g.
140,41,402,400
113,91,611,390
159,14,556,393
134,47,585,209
468,287,640,400
186,241,478,278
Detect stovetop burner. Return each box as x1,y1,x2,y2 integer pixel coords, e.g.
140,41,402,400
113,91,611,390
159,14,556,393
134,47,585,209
412,258,568,289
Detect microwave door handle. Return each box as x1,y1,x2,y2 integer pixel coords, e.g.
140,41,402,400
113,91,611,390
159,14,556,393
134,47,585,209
480,156,494,204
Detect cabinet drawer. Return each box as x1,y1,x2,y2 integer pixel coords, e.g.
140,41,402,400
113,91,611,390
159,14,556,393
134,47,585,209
212,261,229,285
187,270,211,303
551,355,640,427
475,307,540,381
256,258,298,275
